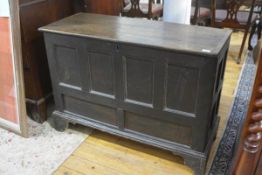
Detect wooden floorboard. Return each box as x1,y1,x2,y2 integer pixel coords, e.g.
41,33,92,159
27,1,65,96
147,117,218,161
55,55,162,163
54,32,245,175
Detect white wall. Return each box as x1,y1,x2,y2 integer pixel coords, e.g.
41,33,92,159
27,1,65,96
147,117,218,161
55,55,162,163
0,0,10,17
163,0,191,24
140,0,191,24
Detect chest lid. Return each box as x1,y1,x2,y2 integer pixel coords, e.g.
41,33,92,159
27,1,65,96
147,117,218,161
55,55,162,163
39,13,231,57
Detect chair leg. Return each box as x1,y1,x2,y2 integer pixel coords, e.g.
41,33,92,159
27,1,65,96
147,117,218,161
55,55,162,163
237,29,249,64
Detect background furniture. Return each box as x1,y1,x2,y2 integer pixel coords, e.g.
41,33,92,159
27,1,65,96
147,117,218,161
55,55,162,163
211,0,256,63
40,13,231,175
19,0,75,122
122,0,163,19
232,41,262,175
191,0,211,25
19,0,125,122
83,0,123,16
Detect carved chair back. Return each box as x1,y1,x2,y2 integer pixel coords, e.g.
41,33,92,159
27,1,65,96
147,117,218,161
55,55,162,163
211,0,256,63
122,0,162,19
223,0,244,23
211,0,256,27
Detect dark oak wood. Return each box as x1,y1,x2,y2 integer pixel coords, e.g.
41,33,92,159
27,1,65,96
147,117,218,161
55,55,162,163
40,13,231,56
211,0,256,63
83,0,123,16
19,0,75,122
40,13,231,175
232,41,262,175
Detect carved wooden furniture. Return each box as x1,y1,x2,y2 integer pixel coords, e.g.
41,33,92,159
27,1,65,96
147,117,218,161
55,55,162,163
40,13,231,175
191,0,211,25
122,0,163,19
19,0,74,122
232,41,262,175
211,0,257,64
83,0,123,16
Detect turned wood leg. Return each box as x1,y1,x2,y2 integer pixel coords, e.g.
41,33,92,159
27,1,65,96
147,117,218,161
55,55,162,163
233,84,262,175
172,152,206,175
49,113,69,132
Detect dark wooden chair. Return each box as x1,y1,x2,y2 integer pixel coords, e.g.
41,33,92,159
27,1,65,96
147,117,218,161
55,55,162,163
121,0,163,19
211,0,257,63
191,0,211,25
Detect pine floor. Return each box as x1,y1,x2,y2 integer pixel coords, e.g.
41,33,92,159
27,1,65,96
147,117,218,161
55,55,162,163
53,32,245,175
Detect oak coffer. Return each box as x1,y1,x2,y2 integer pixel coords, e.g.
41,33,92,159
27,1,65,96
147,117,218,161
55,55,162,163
40,13,231,175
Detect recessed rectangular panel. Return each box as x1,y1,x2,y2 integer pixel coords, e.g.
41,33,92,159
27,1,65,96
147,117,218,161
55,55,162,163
124,57,154,106
63,95,117,126
125,112,192,146
55,46,82,89
165,64,199,114
89,52,115,96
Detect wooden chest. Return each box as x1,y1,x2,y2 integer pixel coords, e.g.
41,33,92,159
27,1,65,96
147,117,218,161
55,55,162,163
40,13,231,175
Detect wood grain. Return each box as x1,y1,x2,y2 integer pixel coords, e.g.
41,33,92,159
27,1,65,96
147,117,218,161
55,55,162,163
53,32,243,175
39,13,231,57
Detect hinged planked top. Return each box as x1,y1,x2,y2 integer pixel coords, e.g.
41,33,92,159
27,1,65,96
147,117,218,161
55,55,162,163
39,13,231,56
